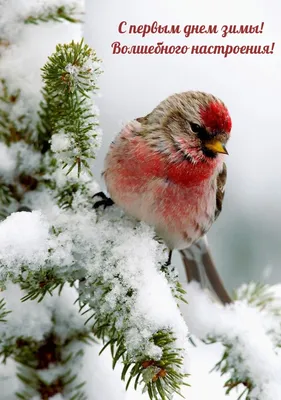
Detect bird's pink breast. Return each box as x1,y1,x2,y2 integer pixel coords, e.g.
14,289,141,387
111,136,217,187
104,129,219,249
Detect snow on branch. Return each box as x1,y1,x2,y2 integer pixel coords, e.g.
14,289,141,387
181,282,281,400
0,1,86,215
0,2,190,397
0,202,189,399
0,297,10,322
0,0,83,41
39,39,103,176
0,284,92,400
24,4,83,25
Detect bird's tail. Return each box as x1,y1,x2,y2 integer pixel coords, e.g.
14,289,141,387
179,236,232,304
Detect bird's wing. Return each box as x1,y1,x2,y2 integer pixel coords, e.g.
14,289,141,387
214,162,227,220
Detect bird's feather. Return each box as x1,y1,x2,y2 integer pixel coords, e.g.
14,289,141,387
215,162,227,220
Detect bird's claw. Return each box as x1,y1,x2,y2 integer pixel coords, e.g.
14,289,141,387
92,191,108,200
92,192,114,210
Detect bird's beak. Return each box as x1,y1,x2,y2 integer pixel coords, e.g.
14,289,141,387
205,140,228,155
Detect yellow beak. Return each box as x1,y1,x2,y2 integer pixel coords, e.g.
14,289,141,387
205,140,228,155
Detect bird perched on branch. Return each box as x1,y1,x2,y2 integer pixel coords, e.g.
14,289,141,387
94,91,232,304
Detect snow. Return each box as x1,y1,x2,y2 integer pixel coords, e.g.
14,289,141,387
0,283,89,346
0,1,83,138
2,194,280,400
0,283,53,342
65,338,240,400
49,395,65,400
180,282,281,399
85,218,189,354
0,143,17,181
48,44,103,167
51,283,92,340
50,133,72,153
0,142,42,184
0,358,20,400
0,0,84,41
0,204,189,387
0,336,240,400
0,211,50,279
3,275,279,400
0,284,91,399
0,0,102,195
37,365,67,385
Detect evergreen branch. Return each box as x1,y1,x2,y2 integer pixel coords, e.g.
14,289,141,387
0,293,94,400
11,334,88,400
39,39,102,176
24,5,83,25
80,276,188,400
234,282,281,316
94,322,188,400
15,268,67,302
205,282,281,399
0,182,13,207
160,260,188,305
0,201,189,400
0,79,32,144
207,339,254,399
0,208,8,220
55,181,90,210
1,250,188,399
0,298,10,322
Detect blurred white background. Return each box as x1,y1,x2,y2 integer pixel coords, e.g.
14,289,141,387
84,0,281,291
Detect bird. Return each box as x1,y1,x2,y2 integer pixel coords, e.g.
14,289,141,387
94,91,232,304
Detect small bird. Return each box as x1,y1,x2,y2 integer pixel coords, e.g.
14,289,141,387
96,91,232,304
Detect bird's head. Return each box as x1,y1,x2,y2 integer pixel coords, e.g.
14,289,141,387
142,91,232,163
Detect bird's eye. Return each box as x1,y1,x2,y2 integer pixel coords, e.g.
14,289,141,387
189,122,202,133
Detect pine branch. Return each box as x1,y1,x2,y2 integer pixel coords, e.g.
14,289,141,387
11,334,88,400
204,282,281,399
0,32,189,399
0,79,48,209
0,180,14,221
0,79,32,145
0,205,189,399
0,3,99,399
0,298,10,322
24,5,83,25
234,281,281,316
84,310,188,400
0,285,94,400
55,181,91,210
19,271,66,303
38,39,102,176
79,260,188,400
208,339,254,400
0,181,13,206
5,260,188,400
160,260,188,305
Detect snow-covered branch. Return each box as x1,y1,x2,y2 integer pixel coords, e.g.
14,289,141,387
0,200,189,399
181,282,281,400
0,2,190,399
40,39,103,175
0,284,92,400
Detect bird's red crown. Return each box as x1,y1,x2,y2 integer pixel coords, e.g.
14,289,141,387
200,101,232,134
